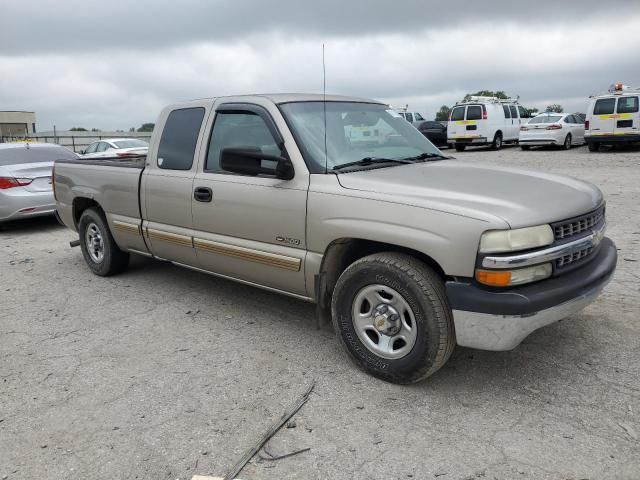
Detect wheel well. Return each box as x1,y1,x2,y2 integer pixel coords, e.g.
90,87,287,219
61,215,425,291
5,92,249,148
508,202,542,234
495,130,503,137
72,197,103,228
316,238,447,309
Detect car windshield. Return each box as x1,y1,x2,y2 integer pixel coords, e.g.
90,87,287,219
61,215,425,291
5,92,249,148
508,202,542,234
113,139,148,148
280,102,442,172
528,115,562,124
0,144,77,166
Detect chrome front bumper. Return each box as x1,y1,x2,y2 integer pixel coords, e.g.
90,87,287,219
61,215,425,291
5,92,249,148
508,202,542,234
452,279,609,350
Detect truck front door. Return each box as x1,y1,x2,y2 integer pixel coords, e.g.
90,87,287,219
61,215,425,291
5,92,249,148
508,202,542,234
191,103,308,297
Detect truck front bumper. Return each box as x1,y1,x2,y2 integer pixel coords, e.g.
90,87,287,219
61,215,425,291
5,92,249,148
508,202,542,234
445,237,617,351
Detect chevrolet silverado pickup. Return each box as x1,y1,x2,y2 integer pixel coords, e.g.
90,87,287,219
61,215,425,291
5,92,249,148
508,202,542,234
53,94,617,384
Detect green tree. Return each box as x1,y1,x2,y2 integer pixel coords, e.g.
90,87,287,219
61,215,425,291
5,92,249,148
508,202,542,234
545,104,564,113
463,90,510,102
434,105,451,121
69,127,87,131
91,128,100,132
137,123,155,132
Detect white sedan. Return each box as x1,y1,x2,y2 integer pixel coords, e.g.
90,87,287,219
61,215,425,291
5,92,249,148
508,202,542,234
519,113,585,150
81,138,148,158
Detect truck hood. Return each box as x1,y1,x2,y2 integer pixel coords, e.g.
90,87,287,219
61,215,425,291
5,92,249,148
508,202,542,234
336,160,603,228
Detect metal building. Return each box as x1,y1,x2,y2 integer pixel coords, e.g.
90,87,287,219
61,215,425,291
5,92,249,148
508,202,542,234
0,111,37,138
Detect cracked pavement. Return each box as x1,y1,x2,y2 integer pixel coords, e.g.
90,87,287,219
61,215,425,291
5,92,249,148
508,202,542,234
1,145,639,480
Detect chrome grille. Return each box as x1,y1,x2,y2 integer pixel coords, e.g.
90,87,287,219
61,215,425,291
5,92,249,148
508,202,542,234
555,246,594,268
554,206,605,240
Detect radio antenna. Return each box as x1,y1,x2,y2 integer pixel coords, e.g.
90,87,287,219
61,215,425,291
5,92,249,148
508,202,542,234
323,43,328,174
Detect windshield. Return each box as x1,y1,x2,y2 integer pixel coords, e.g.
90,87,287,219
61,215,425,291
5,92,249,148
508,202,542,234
280,102,442,172
528,115,562,124
113,139,148,149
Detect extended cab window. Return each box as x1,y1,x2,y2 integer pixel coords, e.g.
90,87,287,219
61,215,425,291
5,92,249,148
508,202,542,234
617,96,639,113
593,98,615,115
466,106,482,120
450,107,465,121
206,111,280,172
157,107,205,170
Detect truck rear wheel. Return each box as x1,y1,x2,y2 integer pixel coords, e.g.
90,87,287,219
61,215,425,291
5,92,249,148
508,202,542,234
588,142,600,152
454,144,466,152
78,208,129,276
331,252,455,384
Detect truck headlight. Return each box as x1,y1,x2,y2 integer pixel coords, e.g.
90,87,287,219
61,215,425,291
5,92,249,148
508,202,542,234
479,225,554,253
476,263,552,287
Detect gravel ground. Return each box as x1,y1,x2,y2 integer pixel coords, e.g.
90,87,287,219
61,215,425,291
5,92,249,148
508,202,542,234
1,144,639,480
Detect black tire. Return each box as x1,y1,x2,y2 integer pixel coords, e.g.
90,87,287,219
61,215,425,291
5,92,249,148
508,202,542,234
454,144,466,152
490,132,503,150
563,134,572,150
78,208,129,276
331,252,455,384
588,142,600,152
520,145,530,151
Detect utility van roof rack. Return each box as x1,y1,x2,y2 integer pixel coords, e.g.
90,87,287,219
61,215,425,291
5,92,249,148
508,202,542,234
456,96,520,105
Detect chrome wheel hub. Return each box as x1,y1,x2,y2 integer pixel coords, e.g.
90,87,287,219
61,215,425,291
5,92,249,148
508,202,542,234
351,284,418,360
85,222,105,263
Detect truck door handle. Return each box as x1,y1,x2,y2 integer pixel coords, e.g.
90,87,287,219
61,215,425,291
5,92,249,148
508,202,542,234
194,187,212,202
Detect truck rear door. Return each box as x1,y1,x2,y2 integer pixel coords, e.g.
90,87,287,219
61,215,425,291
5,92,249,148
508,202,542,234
590,96,617,136
447,106,466,140
141,104,208,266
190,101,308,296
614,95,639,137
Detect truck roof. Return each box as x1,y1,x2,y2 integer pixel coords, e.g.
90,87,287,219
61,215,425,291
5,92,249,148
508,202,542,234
189,93,384,105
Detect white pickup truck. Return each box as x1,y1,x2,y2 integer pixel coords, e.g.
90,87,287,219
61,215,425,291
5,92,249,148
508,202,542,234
53,94,617,383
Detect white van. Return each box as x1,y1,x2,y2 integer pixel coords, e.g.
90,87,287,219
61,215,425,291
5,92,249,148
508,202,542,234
447,96,530,151
585,83,640,152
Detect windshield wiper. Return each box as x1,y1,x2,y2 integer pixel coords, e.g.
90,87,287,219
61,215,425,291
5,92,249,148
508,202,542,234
399,152,450,162
332,157,413,171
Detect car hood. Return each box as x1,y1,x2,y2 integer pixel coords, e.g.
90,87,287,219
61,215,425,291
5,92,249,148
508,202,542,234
336,160,603,228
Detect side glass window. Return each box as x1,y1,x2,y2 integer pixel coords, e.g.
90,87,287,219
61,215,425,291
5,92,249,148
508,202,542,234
518,106,528,118
563,116,572,123
466,106,482,120
85,143,98,153
617,96,639,114
157,107,205,170
509,105,518,118
593,98,615,115
450,107,465,121
96,142,109,152
414,113,424,121
206,111,280,172
503,105,511,118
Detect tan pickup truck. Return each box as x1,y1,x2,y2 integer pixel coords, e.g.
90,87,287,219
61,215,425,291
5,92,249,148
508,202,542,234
53,94,617,383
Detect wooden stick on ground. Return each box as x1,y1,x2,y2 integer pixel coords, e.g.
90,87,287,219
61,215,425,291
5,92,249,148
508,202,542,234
222,380,316,480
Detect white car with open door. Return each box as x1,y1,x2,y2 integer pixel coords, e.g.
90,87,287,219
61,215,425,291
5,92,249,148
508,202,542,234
585,83,640,151
519,113,585,150
447,96,530,151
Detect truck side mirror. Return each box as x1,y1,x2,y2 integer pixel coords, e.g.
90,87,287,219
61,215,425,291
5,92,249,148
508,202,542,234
220,147,294,180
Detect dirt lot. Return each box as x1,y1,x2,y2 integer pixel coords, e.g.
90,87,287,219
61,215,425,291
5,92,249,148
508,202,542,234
1,145,639,480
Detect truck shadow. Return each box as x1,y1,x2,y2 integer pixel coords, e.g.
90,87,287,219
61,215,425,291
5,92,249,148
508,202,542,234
125,255,593,391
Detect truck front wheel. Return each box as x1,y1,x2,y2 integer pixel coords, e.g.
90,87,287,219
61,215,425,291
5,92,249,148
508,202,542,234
454,144,466,152
78,208,129,276
331,252,455,384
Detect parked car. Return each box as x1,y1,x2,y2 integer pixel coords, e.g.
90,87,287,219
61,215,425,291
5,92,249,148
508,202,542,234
448,96,530,151
54,94,616,384
0,142,78,223
81,138,148,158
415,120,448,147
585,83,640,152
519,113,585,150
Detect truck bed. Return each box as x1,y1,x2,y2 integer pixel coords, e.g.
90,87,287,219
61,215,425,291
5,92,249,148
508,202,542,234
55,155,146,169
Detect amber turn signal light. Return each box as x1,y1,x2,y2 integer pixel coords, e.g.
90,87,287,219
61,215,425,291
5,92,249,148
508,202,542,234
476,270,512,287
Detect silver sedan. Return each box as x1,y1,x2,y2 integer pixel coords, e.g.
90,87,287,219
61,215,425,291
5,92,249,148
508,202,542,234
0,143,78,223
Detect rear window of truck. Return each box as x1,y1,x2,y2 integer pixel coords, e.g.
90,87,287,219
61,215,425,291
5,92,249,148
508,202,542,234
450,107,464,121
617,96,639,114
593,98,615,115
157,107,205,170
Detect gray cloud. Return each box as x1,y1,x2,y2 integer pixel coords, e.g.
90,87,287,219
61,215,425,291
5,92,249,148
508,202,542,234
1,1,639,130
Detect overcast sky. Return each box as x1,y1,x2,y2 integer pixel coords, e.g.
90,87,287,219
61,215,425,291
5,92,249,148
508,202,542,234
2,0,640,131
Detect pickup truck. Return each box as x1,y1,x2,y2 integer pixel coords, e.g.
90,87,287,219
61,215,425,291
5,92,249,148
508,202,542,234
53,94,617,384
